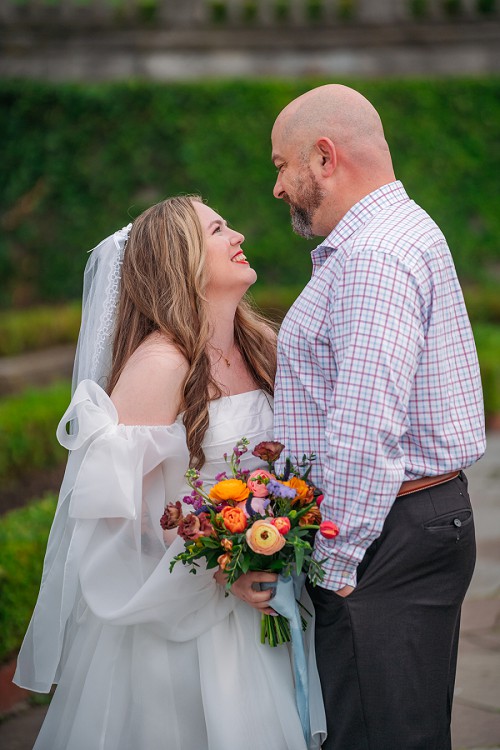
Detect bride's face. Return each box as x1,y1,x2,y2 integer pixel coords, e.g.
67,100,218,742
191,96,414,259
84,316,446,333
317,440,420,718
194,202,257,300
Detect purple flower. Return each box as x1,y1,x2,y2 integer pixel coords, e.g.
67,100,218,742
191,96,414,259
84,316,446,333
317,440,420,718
267,479,297,500
182,493,204,511
233,443,248,458
215,471,228,482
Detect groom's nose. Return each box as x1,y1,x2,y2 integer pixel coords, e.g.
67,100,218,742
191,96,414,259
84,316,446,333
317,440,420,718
273,175,285,200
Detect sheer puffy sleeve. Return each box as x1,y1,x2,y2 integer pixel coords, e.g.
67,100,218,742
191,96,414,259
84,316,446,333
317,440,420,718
14,380,236,692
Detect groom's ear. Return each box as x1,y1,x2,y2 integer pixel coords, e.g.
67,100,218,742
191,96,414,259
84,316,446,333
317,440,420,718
314,137,336,177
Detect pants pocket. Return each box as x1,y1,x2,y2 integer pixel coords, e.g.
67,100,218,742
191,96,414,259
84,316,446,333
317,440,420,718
424,508,473,540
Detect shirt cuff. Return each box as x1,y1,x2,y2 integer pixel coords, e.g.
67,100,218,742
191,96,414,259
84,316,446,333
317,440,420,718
312,538,362,591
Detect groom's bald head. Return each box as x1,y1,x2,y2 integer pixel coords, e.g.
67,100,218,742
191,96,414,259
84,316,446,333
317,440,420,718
273,84,390,163
271,85,395,235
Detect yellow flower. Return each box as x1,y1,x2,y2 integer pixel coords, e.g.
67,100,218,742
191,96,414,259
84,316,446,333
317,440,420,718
209,478,250,504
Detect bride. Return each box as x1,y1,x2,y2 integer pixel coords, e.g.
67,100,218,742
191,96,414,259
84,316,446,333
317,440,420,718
14,195,326,750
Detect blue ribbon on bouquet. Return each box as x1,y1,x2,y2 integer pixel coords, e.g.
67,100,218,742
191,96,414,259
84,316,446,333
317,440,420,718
263,574,310,746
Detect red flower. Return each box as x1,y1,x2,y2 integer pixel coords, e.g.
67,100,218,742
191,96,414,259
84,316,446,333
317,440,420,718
271,516,291,535
252,441,285,463
316,494,324,507
160,501,183,530
320,521,340,539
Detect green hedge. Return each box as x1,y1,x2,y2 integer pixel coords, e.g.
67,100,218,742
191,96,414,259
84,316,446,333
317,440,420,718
0,381,70,486
1,283,499,358
0,302,81,357
473,323,500,420
0,494,57,662
1,78,499,307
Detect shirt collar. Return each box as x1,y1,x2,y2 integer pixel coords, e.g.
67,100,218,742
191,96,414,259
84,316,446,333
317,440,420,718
311,181,409,273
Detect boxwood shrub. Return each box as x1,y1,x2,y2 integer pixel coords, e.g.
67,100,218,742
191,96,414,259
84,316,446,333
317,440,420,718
0,494,57,663
0,381,70,486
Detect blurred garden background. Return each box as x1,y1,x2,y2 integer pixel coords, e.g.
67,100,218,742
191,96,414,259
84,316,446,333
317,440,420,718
0,0,500,734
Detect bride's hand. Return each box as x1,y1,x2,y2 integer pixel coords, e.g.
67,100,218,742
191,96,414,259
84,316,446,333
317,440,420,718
226,571,278,615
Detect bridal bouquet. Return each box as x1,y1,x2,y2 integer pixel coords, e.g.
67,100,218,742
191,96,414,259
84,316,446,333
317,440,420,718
163,439,339,646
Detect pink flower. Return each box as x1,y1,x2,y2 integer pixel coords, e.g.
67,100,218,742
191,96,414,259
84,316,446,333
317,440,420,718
178,512,214,541
316,494,324,507
236,496,271,518
247,469,274,498
178,513,201,541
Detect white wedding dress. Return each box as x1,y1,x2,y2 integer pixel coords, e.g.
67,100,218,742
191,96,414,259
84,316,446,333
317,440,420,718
15,380,326,750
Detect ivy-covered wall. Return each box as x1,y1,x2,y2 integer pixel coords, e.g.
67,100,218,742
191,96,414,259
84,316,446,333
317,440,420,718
1,78,499,306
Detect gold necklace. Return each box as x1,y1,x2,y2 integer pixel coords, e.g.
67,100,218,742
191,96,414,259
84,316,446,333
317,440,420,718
210,344,232,368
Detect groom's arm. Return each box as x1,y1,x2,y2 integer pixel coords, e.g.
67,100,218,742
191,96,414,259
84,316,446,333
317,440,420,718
313,250,425,592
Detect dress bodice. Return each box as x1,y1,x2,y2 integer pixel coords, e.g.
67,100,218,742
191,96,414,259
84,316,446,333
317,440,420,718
174,389,274,502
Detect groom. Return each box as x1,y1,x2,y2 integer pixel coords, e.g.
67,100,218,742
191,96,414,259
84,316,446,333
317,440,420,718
233,84,486,750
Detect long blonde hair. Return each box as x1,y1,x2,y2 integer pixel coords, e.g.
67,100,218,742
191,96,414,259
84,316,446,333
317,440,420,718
108,196,276,468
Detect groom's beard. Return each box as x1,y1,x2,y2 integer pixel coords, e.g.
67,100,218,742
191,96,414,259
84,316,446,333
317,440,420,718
288,169,325,240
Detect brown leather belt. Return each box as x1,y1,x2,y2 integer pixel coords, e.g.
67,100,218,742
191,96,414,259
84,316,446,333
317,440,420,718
397,471,460,498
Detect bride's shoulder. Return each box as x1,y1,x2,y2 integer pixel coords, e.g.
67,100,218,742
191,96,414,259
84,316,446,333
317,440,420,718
127,332,187,367
110,332,189,426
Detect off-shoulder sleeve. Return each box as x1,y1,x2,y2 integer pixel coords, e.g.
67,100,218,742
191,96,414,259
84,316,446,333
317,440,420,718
14,380,235,693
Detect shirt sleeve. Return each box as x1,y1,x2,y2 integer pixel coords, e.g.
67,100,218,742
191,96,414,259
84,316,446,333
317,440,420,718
313,249,427,590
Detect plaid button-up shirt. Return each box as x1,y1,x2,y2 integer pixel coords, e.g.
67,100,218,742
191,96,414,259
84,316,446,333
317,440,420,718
274,181,486,590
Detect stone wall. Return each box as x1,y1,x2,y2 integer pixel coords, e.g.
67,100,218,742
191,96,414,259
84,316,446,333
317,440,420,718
1,0,499,79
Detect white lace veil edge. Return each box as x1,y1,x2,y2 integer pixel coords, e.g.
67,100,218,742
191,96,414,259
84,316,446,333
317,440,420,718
72,224,132,395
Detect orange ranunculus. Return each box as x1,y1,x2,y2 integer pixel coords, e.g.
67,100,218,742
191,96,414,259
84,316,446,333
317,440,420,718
246,519,286,555
209,478,250,504
299,506,322,526
220,505,248,533
217,553,232,570
283,476,314,505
